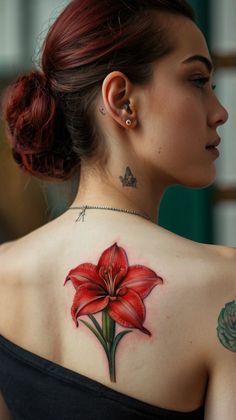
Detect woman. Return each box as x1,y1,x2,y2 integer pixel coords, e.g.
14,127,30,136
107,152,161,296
0,0,235,419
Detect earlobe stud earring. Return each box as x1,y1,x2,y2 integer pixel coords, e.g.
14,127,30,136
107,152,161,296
126,119,132,126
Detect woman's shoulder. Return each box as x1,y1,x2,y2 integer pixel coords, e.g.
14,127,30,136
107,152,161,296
200,242,236,276
1,228,235,310
0,216,64,277
0,240,20,281
203,242,236,260
1,219,236,293
201,243,236,291
0,237,37,283
1,223,236,276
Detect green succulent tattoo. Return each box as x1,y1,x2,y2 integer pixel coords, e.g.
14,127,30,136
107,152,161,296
217,300,236,352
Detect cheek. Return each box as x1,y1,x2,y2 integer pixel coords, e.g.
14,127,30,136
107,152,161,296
149,93,206,154
139,88,214,186
164,91,204,126
141,95,209,181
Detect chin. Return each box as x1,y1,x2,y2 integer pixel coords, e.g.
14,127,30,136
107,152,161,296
176,166,217,189
184,179,214,189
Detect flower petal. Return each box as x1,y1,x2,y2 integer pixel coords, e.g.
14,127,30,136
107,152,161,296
71,283,109,326
64,263,106,290
97,243,128,290
121,265,163,299
108,288,151,335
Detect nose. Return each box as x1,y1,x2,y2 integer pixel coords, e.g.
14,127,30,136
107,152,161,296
208,96,229,128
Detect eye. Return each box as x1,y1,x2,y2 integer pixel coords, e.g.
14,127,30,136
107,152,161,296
191,77,209,88
191,77,216,91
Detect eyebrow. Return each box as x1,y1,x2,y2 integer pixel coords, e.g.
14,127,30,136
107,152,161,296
182,55,214,73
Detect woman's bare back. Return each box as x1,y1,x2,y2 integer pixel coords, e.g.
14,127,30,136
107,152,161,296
0,211,235,415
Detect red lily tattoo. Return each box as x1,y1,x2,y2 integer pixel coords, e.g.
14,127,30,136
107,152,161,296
64,242,163,381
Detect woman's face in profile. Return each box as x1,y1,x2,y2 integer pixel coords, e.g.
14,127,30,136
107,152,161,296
138,14,229,189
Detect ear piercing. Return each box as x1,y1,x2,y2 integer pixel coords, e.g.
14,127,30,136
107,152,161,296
99,102,135,127
99,106,106,116
124,102,134,126
123,102,132,114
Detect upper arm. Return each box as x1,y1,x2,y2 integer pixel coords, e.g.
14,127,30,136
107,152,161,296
204,253,236,419
0,393,13,420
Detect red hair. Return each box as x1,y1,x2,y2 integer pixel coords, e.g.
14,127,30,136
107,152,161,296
2,0,194,181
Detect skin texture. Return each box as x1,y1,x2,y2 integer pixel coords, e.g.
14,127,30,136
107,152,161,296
0,12,235,419
71,14,228,223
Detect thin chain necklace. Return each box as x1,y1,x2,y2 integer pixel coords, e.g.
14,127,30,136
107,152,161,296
68,204,152,223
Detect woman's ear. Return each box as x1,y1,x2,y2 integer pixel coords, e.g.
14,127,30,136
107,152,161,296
101,71,137,128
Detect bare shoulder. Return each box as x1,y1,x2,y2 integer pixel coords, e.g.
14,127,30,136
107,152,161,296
196,242,236,323
0,237,29,274
0,240,18,280
0,215,61,279
195,244,236,419
205,242,236,260
205,241,236,305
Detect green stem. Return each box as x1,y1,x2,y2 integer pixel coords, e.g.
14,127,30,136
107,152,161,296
102,308,115,343
108,342,116,382
102,308,116,382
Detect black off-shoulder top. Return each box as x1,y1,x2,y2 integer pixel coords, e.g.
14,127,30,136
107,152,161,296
0,334,204,420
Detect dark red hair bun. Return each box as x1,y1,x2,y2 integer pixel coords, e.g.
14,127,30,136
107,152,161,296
2,70,79,181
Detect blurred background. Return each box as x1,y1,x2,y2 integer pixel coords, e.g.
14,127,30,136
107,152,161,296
0,0,235,245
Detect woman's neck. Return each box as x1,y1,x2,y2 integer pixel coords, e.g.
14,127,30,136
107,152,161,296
70,163,169,224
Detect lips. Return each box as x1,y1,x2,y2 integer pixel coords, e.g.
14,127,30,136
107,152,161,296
206,137,221,149
205,137,221,158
